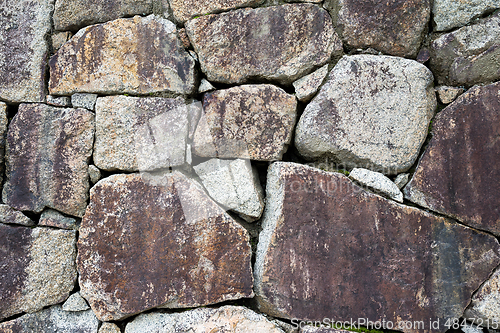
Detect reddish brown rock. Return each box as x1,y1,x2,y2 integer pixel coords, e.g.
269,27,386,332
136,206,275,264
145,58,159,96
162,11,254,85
185,4,342,85
326,0,430,58
78,172,253,321
255,162,500,332
404,82,500,235
193,84,297,161
2,104,94,217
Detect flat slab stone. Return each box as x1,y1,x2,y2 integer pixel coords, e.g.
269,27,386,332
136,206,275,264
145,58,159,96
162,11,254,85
0,0,52,103
94,95,188,172
2,104,94,217
255,162,500,332
185,4,342,85
125,306,284,333
78,172,253,321
295,55,436,175
193,84,297,161
429,12,500,87
433,0,500,31
49,15,196,96
0,204,34,226
349,168,403,202
293,65,329,102
404,82,500,235
464,267,500,325
0,225,77,320
39,209,78,230
169,0,264,23
53,0,153,31
71,93,98,110
327,0,430,58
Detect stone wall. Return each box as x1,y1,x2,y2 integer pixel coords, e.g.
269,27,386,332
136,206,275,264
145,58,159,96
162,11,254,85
0,0,499,332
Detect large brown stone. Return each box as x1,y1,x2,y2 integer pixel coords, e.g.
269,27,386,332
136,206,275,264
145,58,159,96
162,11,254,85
0,0,52,103
404,82,500,235
185,4,342,85
168,0,264,23
78,172,253,321
0,224,77,320
326,0,430,58
2,104,94,217
49,15,196,96
255,162,500,332
193,84,297,161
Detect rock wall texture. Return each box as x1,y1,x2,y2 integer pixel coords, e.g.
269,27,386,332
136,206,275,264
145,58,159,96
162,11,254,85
0,1,499,332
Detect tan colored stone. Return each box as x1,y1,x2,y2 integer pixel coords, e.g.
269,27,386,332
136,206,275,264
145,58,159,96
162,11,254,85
51,31,72,51
169,0,264,23
99,323,121,333
435,86,465,104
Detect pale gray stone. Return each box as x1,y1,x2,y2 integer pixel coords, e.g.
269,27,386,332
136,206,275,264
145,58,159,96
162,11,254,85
0,102,6,181
349,168,403,202
187,101,202,140
46,95,71,107
433,0,500,31
62,292,90,312
293,65,329,102
295,55,436,175
125,306,285,333
99,323,121,333
51,31,72,51
39,209,78,230
71,93,98,111
194,159,265,222
0,204,35,226
169,0,264,23
435,86,465,104
394,173,410,190
88,165,101,184
199,79,216,94
464,267,500,325
462,323,484,333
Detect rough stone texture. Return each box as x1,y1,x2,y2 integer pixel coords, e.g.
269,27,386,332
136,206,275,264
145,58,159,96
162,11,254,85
326,0,431,58
199,79,216,94
3,104,94,217
433,0,500,31
88,165,101,184
185,4,342,85
187,101,202,140
53,0,153,31
349,168,403,202
0,205,34,226
51,31,72,51
464,267,500,325
0,0,52,103
62,292,90,312
125,306,285,333
295,55,436,175
49,15,196,96
429,12,500,87
71,93,98,110
94,95,188,172
170,0,264,23
255,162,500,331
99,323,121,333
394,173,410,189
0,305,98,332
293,65,329,102
194,159,265,222
462,324,483,333
435,86,465,104
78,172,253,321
46,95,71,107
404,82,500,236
0,225,77,320
39,209,78,230
193,85,297,161
0,102,6,183
301,329,350,333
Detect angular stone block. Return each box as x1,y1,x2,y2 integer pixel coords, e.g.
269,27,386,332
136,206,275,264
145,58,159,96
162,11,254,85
169,0,264,23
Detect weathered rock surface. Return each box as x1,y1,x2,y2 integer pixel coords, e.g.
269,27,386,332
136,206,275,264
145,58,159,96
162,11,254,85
293,65,329,102
169,0,264,23
72,93,98,110
429,12,500,86
194,159,265,222
78,172,253,321
394,173,410,190
185,4,342,85
51,31,72,51
0,305,98,332
88,165,101,184
464,267,500,325
94,95,188,172
46,95,71,107
295,55,436,175
39,209,78,230
193,85,297,161
49,15,196,96
435,86,465,104
349,168,403,202
404,82,500,235
3,104,94,217
432,0,500,31
199,79,216,94
0,205,34,226
255,162,500,331
0,225,77,320
53,0,153,31
0,0,52,103
327,0,430,58
99,323,121,333
62,292,90,312
125,306,285,333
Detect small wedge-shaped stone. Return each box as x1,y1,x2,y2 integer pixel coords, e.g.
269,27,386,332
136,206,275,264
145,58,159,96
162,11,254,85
404,82,500,235
169,0,264,23
0,0,52,103
49,15,196,96
2,104,94,217
185,4,342,85
0,205,34,226
125,306,284,333
193,85,297,161
39,209,78,230
0,225,77,320
78,172,253,321
255,162,500,332
94,96,188,172
293,65,329,102
0,305,98,333
464,267,500,324
62,292,90,312
430,12,500,86
433,0,500,31
295,55,436,175
349,168,403,202
53,0,153,31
